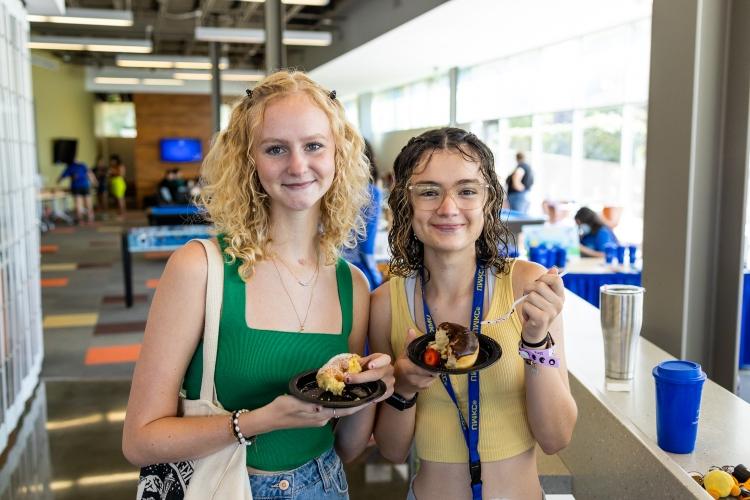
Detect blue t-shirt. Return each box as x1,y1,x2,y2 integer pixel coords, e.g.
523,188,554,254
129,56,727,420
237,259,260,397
581,226,617,252
61,162,90,189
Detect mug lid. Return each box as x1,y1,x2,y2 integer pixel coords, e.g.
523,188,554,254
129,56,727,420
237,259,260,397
652,360,706,383
600,284,645,295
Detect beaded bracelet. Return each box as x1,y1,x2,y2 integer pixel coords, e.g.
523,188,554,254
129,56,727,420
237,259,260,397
231,409,255,446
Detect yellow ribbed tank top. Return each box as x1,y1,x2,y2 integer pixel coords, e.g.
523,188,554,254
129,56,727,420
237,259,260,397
389,261,535,463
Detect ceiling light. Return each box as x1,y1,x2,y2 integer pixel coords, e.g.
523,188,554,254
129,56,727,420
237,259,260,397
94,77,140,84
142,78,184,86
27,8,133,26
283,29,331,46
195,27,264,44
173,72,213,81
221,71,265,81
30,36,152,53
173,70,265,82
242,0,330,5
195,26,331,46
29,41,85,50
116,54,229,70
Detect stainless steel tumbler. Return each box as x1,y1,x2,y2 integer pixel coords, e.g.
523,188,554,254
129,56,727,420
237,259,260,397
600,284,645,380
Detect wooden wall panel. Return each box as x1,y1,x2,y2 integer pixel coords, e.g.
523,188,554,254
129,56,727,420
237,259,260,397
133,94,213,207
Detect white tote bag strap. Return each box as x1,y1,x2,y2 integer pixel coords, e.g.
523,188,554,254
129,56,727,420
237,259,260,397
190,238,224,403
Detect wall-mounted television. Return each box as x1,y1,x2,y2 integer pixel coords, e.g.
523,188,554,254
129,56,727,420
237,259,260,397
159,138,202,163
52,138,77,164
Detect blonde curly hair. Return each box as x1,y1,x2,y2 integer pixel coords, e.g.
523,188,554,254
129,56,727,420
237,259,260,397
200,70,370,280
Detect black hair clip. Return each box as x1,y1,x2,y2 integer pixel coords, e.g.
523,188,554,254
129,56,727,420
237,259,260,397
245,89,253,98
329,90,336,100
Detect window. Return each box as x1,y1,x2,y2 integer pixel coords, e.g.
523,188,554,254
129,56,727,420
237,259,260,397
371,75,449,134
541,111,573,156
342,99,359,130
94,102,136,138
583,106,622,162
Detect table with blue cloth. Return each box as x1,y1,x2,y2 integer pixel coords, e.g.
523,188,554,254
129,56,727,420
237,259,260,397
561,258,750,369
121,225,213,307
147,204,209,226
562,270,642,308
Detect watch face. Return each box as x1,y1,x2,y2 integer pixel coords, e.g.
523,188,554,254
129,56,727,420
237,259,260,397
407,334,502,375
288,370,386,408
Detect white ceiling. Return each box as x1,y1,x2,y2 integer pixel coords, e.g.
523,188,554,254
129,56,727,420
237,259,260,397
310,0,652,98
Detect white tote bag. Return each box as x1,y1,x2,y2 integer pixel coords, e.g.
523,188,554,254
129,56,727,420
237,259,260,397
137,239,253,500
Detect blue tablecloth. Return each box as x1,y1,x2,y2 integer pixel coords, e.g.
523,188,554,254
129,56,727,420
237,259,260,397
563,271,750,368
562,272,642,309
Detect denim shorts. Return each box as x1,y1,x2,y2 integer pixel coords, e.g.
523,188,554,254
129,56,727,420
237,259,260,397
248,447,349,500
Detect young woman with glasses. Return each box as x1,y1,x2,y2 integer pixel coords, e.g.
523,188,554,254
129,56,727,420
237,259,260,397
370,127,577,500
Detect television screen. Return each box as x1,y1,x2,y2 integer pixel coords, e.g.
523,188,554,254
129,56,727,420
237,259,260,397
53,138,77,164
160,138,202,163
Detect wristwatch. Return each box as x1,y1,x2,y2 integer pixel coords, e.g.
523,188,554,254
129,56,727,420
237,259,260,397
385,392,419,411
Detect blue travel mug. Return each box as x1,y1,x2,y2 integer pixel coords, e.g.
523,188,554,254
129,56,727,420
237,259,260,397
604,244,616,264
537,246,549,267
554,246,567,269
652,360,706,453
529,246,540,264
628,244,637,265
616,245,626,264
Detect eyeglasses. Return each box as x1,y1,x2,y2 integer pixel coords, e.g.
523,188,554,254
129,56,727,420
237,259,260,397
407,181,490,211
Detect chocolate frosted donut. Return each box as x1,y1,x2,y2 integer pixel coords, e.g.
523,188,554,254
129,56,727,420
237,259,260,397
433,322,480,369
439,322,479,357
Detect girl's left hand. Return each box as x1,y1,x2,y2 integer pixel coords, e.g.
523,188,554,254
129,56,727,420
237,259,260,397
346,353,395,403
520,267,565,344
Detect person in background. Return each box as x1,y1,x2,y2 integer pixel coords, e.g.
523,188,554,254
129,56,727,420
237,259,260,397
342,139,383,289
57,159,95,224
371,128,576,500
109,154,127,221
506,152,534,214
157,169,175,205
574,206,618,257
123,70,394,500
169,168,190,203
92,156,109,217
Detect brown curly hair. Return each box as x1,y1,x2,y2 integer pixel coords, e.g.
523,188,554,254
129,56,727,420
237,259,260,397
388,127,513,278
199,70,370,280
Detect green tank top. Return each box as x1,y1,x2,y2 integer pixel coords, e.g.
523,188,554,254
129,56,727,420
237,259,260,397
183,246,354,471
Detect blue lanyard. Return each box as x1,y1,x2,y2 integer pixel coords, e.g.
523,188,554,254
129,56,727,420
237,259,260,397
420,265,485,500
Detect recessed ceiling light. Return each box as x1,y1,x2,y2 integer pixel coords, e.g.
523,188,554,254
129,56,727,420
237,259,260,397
28,8,133,27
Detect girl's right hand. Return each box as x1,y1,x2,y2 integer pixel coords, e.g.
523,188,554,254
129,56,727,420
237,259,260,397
260,394,374,432
260,395,332,431
393,329,439,397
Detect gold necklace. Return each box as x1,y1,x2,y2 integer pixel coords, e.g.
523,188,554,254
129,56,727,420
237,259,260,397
274,254,320,287
271,258,320,332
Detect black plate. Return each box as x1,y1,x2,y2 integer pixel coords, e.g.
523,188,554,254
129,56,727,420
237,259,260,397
407,334,502,374
289,369,387,408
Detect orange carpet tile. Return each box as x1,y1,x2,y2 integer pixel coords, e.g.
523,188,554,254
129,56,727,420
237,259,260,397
145,279,160,289
85,344,142,365
41,278,69,288
40,244,59,254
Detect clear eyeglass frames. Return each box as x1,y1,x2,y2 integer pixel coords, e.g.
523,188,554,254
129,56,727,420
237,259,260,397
407,181,490,211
